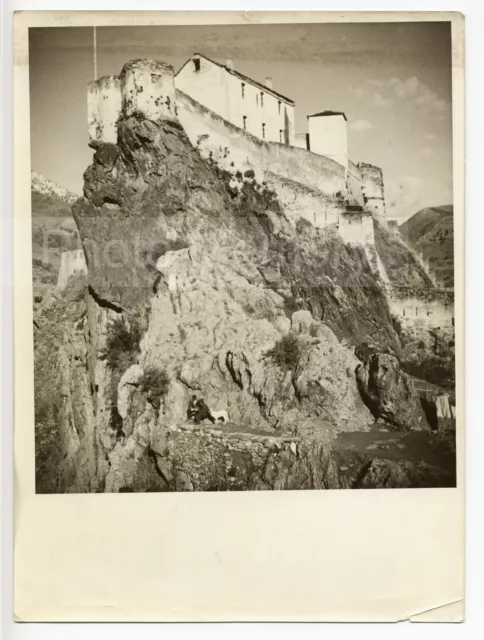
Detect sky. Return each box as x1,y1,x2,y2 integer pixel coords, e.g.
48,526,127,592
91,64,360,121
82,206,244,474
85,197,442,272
29,22,453,221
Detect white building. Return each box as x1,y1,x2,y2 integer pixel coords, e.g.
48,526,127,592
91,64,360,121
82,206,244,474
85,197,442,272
175,53,296,145
307,110,349,170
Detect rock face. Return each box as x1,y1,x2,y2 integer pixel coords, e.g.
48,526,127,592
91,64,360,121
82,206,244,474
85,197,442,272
356,353,429,431
34,84,454,493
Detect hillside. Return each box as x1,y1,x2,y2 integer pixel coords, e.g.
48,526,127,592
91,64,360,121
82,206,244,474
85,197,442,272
31,171,80,298
399,205,454,288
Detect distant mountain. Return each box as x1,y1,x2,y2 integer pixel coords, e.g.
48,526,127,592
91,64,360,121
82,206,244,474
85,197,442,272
31,171,80,297
399,205,454,288
31,170,78,205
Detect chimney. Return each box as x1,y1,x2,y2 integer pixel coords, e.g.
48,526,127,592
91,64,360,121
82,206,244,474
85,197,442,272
265,77,273,89
226,58,234,70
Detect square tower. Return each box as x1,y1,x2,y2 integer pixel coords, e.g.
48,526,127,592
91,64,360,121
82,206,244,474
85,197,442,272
307,111,348,169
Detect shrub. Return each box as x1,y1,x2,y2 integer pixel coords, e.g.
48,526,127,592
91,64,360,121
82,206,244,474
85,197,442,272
244,169,255,179
106,315,143,372
265,334,304,372
140,366,170,408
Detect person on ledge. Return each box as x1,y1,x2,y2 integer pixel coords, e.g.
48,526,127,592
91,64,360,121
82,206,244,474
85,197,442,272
187,395,198,421
194,399,215,425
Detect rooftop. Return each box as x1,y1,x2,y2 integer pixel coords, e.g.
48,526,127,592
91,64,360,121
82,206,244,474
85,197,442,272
308,110,347,121
176,52,296,106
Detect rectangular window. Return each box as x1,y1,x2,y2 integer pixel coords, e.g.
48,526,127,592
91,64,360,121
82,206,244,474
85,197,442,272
241,82,245,98
279,129,283,143
243,116,247,131
193,58,200,72
262,123,266,139
278,101,281,114
260,92,264,108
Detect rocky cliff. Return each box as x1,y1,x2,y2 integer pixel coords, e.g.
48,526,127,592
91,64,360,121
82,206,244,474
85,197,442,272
34,93,455,493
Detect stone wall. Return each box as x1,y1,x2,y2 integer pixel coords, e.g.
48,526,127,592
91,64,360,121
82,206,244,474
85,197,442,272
87,60,178,145
389,295,454,333
359,163,386,217
347,160,365,208
120,59,177,122
176,89,347,198
264,172,345,229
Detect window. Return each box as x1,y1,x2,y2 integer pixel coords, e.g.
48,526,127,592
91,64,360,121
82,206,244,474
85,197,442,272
260,92,264,107
243,116,247,131
279,129,283,143
241,82,245,98
278,101,281,114
193,58,201,72
262,123,266,139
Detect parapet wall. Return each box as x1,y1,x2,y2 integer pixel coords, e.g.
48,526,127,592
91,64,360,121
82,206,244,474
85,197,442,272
176,89,347,199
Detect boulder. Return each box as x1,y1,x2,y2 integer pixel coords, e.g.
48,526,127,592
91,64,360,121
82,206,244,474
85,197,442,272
356,353,429,431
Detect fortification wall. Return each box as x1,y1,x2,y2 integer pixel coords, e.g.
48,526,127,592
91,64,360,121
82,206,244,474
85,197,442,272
359,163,385,200
88,75,122,144
359,162,386,217
389,295,454,333
176,89,347,198
88,61,178,145
120,59,177,122
346,160,365,208
339,212,374,247
264,172,345,229
57,250,88,290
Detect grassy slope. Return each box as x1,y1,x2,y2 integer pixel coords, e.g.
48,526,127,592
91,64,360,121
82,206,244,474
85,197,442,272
399,205,454,288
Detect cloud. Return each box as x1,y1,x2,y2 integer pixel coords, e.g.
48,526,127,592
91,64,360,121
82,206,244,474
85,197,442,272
366,76,450,118
348,85,365,99
349,119,372,132
372,92,392,108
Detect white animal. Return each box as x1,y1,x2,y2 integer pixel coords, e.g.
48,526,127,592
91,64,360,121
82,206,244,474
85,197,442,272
211,410,229,424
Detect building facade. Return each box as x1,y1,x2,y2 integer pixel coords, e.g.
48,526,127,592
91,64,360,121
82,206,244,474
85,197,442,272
307,111,349,170
175,53,296,146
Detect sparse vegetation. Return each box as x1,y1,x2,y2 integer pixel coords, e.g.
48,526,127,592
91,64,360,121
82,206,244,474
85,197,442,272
106,315,143,372
139,366,170,408
265,333,304,372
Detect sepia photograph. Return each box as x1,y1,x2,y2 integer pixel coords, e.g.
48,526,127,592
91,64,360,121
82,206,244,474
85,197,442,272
30,20,457,494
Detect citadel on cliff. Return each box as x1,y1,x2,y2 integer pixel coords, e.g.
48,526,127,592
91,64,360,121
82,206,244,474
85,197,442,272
34,54,456,494
80,56,453,333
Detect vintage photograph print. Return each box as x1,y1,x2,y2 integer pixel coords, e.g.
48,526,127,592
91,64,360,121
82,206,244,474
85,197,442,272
30,21,457,494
